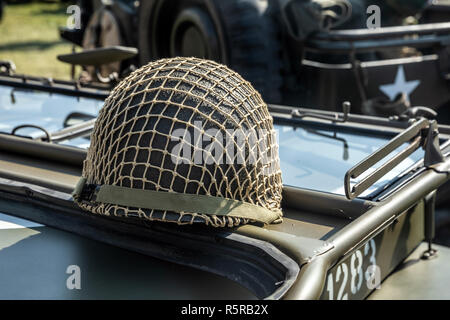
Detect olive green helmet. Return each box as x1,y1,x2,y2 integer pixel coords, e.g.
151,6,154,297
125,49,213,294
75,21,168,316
73,57,283,227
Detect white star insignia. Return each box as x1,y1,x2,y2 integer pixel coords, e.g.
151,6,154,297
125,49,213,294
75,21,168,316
379,66,420,102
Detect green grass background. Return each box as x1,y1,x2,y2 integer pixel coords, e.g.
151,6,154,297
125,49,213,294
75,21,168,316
0,1,75,79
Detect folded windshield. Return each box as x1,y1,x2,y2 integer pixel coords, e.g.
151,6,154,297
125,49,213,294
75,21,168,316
0,85,102,148
0,85,424,199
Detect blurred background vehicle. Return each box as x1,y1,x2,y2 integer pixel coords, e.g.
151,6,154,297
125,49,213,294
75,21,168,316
54,0,450,122
2,0,448,117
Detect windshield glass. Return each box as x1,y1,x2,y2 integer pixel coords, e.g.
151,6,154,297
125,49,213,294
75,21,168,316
0,84,424,198
276,123,423,197
0,85,102,143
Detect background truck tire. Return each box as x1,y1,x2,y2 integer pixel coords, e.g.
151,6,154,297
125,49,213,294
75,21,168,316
138,0,283,103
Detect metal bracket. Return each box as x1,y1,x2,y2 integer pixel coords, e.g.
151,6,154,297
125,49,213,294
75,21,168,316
389,106,438,122
344,118,445,200
421,191,438,260
11,124,52,143
77,183,100,203
291,101,351,123
423,120,445,167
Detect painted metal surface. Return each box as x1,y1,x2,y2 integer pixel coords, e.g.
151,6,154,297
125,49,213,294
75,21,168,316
320,201,425,300
0,211,256,300
368,243,450,300
299,55,450,112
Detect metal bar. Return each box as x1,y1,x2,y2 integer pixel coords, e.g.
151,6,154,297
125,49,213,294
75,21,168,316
0,75,109,100
348,136,421,199
0,134,86,167
49,119,96,142
269,104,450,137
312,22,450,41
306,35,450,53
344,119,429,200
347,119,428,177
0,168,75,194
423,191,437,259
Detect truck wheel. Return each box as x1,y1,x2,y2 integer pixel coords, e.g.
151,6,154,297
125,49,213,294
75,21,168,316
138,0,283,103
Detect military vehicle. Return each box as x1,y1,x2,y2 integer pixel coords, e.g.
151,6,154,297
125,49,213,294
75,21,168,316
1,54,450,300
421,0,450,24
59,0,450,120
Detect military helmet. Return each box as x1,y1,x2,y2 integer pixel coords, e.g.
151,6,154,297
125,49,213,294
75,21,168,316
73,57,283,227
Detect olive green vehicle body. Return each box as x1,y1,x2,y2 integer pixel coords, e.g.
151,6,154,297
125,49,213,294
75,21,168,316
1,74,450,299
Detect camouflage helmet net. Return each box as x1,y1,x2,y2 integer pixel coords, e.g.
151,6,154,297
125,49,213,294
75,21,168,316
74,57,283,227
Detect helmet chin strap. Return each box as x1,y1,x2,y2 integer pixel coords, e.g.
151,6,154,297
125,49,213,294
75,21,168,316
73,178,282,225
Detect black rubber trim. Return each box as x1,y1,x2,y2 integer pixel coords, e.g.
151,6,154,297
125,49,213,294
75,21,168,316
0,178,299,300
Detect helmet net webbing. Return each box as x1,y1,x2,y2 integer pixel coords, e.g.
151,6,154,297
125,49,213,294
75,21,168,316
75,57,283,227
